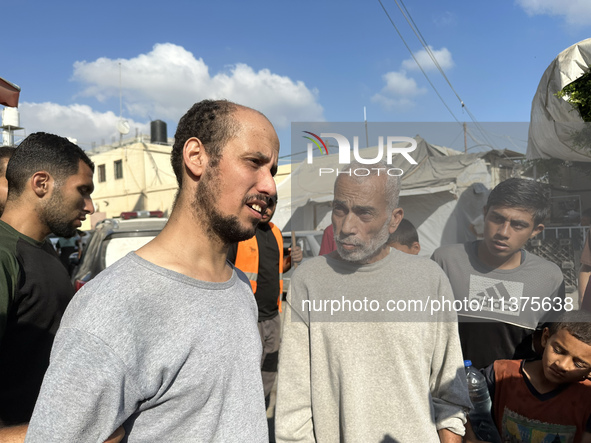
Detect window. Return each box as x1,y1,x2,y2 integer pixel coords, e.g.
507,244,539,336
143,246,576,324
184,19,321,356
114,160,123,180
98,164,106,183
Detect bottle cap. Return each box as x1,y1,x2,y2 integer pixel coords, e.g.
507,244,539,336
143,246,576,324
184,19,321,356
464,360,472,367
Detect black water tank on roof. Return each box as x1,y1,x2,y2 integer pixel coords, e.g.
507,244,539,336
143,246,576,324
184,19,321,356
150,120,167,144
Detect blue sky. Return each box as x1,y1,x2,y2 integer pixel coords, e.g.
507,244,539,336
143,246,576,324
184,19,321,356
2,0,591,161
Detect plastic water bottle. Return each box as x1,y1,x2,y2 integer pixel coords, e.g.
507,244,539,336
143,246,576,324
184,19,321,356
464,360,502,443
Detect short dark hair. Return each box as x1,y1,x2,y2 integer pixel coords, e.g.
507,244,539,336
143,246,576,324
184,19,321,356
486,178,549,225
6,132,94,197
547,310,591,346
171,99,242,187
388,218,419,247
0,146,16,176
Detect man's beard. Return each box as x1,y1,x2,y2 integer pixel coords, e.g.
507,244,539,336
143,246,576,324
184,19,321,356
40,187,79,238
193,168,258,245
335,219,390,264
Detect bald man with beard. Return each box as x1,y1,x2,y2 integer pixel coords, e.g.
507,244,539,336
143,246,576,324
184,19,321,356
26,100,279,443
275,161,470,443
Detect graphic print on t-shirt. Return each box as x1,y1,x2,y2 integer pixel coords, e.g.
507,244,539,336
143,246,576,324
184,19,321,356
502,407,576,443
468,275,524,317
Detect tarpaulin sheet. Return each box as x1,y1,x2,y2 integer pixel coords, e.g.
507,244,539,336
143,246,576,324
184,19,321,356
527,38,591,162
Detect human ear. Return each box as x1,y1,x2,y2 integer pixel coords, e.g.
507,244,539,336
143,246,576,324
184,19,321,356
530,223,544,239
388,208,404,235
540,327,550,348
183,138,207,179
31,171,52,198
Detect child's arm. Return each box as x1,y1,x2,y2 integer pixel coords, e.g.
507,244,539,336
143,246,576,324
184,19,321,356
580,432,591,443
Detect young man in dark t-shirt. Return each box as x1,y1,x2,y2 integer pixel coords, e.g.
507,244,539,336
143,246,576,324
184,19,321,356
0,133,95,438
0,146,15,217
432,178,565,369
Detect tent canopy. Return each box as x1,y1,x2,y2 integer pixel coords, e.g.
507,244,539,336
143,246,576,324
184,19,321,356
274,136,501,256
527,38,591,162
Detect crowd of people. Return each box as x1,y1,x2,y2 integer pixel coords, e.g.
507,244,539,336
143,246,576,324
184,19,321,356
0,99,590,442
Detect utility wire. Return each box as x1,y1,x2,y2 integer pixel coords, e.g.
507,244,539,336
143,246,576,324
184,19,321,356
464,107,499,149
394,0,499,149
395,0,464,106
377,0,462,125
397,0,499,149
380,0,500,150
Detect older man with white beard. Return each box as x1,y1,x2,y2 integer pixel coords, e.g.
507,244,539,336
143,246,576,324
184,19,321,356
275,161,471,443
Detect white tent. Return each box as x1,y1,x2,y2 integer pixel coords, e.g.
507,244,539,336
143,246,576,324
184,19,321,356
274,136,512,256
527,38,591,162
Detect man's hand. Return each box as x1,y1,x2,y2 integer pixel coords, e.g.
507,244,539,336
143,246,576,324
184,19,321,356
290,246,303,265
104,426,125,443
0,424,27,442
462,419,492,443
0,424,126,443
283,246,303,273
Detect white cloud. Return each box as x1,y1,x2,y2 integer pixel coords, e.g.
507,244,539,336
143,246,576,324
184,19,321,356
370,94,415,111
371,70,426,110
18,102,148,148
373,46,452,111
72,43,324,128
401,46,454,72
10,43,323,150
380,71,427,96
433,12,457,27
516,0,591,26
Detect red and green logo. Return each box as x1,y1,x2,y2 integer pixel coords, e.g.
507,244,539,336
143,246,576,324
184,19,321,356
302,131,329,155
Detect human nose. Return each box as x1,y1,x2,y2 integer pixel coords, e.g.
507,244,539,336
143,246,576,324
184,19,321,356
497,221,511,238
553,355,569,371
340,213,357,236
84,197,95,215
258,168,277,199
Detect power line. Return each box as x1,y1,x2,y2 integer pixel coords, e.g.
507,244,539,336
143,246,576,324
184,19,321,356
393,0,499,149
394,0,464,106
398,0,499,149
379,0,501,150
377,0,462,125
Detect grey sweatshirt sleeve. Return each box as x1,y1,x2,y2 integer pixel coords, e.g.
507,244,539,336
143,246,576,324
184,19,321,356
25,327,142,443
429,269,470,435
275,284,316,443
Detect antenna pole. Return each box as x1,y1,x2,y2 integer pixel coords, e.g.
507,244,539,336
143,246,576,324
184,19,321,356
464,122,467,153
364,107,369,148
119,62,123,118
119,63,123,146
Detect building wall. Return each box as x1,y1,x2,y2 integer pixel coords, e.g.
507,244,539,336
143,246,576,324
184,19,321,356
88,142,178,225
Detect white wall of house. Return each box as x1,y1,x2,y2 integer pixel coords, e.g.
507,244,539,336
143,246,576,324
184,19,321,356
88,142,178,226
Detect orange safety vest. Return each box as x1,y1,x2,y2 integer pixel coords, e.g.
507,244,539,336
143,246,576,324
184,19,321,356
235,222,284,311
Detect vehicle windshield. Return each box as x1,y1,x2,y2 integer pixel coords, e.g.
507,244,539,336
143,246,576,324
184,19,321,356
104,235,156,267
